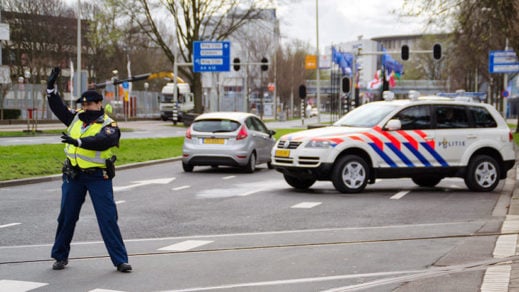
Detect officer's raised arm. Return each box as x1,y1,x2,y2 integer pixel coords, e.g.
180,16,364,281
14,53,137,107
46,67,75,126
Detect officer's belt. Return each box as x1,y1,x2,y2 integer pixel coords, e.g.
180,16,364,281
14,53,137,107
76,167,104,175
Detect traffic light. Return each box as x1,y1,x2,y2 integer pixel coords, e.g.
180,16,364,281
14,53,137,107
298,85,306,99
433,43,442,60
261,57,268,71
401,45,409,61
233,57,240,71
341,77,351,93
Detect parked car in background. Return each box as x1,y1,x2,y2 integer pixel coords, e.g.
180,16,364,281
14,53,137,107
182,112,276,173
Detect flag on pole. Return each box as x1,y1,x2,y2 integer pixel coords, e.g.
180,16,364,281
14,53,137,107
368,70,382,89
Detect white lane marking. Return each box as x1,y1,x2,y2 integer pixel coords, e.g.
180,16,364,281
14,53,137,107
162,270,424,292
158,240,213,251
89,289,126,292
222,176,235,180
196,180,286,198
0,280,48,291
115,200,125,205
114,177,175,192
481,265,511,292
390,191,409,200
172,185,191,191
291,202,321,209
0,223,21,229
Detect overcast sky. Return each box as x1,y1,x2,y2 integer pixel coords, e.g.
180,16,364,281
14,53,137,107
277,0,429,52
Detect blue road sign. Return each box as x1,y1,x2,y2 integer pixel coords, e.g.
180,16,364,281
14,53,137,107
193,41,231,72
489,50,519,73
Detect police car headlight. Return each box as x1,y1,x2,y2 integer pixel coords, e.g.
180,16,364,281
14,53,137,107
305,140,333,148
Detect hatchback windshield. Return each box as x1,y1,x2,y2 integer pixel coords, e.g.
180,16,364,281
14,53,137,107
192,119,241,133
333,103,399,127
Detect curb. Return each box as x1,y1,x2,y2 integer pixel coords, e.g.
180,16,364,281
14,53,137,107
0,156,182,188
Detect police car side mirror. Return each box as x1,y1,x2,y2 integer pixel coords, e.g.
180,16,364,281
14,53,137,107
385,119,401,131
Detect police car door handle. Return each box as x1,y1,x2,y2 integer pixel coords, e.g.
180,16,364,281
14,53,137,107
466,134,477,139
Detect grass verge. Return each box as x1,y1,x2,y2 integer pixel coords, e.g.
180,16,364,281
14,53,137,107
0,128,303,181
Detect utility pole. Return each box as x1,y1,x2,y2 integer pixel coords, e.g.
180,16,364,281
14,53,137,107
76,0,81,106
315,0,321,123
503,38,509,118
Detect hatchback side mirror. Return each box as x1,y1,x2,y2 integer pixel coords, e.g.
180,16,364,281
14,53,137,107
385,119,401,131
268,129,276,137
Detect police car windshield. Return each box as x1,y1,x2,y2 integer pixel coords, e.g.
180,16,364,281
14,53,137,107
333,103,399,127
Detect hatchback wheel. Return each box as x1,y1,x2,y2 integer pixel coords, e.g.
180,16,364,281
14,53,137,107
332,155,369,193
244,152,256,173
464,155,500,192
283,174,316,189
182,162,194,172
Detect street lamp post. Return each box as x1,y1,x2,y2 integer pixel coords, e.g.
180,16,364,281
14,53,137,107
315,0,321,123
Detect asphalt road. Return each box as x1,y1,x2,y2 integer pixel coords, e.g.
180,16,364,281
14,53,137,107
0,160,511,292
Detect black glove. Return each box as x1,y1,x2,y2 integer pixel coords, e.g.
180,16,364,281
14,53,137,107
61,132,79,146
47,67,61,90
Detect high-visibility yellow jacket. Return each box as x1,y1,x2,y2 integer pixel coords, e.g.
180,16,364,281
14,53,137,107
64,112,115,169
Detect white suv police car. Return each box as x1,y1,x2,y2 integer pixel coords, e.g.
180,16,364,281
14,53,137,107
272,93,516,193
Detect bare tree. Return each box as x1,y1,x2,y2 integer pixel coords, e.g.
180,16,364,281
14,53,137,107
112,0,274,113
274,39,311,115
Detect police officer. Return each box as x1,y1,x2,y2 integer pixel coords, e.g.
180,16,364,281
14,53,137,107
46,67,132,273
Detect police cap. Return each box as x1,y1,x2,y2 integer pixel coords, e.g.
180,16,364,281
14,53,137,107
76,90,103,103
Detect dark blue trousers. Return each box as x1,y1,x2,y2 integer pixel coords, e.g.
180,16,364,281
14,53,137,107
51,170,128,266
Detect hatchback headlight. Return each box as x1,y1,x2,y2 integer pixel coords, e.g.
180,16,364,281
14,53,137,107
305,140,333,148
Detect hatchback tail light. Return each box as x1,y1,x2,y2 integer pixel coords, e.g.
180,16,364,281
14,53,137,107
509,131,514,142
185,126,192,139
236,125,248,140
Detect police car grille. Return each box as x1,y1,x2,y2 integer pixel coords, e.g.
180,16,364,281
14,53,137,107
277,140,302,149
274,157,293,164
298,156,319,166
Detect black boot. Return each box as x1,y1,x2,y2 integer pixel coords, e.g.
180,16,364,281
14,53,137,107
52,260,68,270
116,263,132,273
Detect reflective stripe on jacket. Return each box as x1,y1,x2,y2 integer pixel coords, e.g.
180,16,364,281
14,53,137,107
64,111,114,169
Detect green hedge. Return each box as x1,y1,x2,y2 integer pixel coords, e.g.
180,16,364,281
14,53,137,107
1,109,21,119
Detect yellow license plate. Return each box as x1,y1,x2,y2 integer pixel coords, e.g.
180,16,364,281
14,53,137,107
204,138,225,144
275,149,290,157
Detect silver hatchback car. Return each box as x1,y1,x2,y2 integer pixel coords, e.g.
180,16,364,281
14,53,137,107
182,112,276,173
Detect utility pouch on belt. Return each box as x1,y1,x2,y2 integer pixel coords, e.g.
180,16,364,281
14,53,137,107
62,159,78,179
105,155,117,179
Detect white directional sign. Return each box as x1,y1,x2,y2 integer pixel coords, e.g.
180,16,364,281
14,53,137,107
489,50,519,73
193,41,231,72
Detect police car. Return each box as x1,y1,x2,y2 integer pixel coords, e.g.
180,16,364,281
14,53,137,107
272,91,516,193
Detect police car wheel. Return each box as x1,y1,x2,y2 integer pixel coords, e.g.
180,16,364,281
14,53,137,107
332,155,369,193
244,152,256,173
464,155,500,192
283,174,316,189
411,176,442,187
182,162,194,172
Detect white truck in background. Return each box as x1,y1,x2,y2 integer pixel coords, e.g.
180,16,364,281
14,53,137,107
159,82,194,124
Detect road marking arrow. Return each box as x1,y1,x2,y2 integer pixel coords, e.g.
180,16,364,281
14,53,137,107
114,178,176,192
